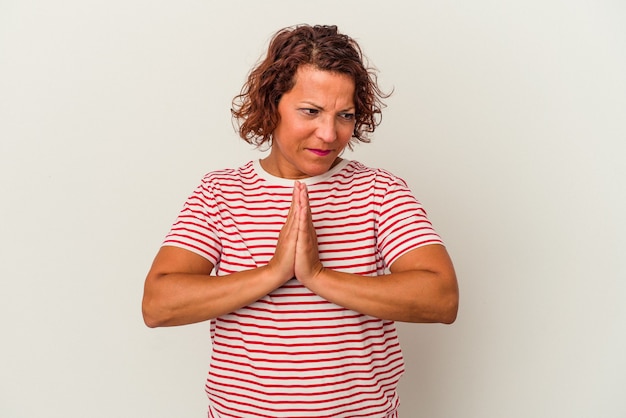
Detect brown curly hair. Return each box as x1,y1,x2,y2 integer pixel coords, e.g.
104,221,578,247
231,24,390,148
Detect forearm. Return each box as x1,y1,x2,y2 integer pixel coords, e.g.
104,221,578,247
299,268,459,323
142,265,285,327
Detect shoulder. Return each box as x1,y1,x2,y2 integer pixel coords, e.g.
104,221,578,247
342,160,409,188
199,161,260,189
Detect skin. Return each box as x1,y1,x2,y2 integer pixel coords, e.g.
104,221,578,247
260,65,356,179
142,66,459,327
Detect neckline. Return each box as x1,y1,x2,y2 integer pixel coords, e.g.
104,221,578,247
252,159,350,186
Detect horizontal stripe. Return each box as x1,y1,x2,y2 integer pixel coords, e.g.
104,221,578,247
164,159,441,416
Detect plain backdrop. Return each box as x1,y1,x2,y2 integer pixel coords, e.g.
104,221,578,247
1,1,625,417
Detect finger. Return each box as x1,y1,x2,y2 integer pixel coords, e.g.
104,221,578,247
300,182,311,221
295,183,316,253
267,184,299,281
294,181,303,212
287,181,299,217
292,181,306,226
293,183,322,281
281,182,301,236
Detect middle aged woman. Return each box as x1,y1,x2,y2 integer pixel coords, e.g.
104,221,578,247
143,23,459,418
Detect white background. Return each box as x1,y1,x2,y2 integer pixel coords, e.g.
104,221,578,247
1,1,625,417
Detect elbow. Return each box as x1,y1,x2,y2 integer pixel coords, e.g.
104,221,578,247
142,295,167,328
142,311,160,329
405,293,458,324
416,286,458,325
142,272,174,328
440,300,458,324
439,289,459,324
437,270,459,324
142,305,159,328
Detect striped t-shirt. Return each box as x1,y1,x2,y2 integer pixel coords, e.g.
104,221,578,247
163,159,443,418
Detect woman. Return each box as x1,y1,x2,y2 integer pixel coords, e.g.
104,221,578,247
142,24,458,418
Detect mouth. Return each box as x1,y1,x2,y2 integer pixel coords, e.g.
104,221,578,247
307,148,332,157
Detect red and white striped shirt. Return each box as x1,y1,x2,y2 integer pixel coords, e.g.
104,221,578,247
163,159,443,417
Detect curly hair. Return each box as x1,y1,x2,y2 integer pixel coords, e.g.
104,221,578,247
231,24,390,148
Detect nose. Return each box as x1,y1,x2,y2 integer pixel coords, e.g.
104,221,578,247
316,115,337,143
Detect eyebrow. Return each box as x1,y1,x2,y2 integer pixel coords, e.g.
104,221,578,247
301,101,355,113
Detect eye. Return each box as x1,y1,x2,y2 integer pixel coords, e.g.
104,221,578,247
338,112,355,121
300,108,319,116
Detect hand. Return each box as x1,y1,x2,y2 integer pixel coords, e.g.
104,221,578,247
293,181,324,282
265,182,323,283
265,185,298,283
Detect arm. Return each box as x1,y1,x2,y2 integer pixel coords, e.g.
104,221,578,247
293,182,459,323
142,186,301,328
142,248,290,327
298,245,459,323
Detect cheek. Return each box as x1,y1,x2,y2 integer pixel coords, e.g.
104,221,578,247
279,117,308,138
337,124,355,144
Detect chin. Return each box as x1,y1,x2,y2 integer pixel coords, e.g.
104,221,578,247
303,163,334,177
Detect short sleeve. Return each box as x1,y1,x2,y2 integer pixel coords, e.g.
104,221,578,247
375,170,443,267
162,176,222,266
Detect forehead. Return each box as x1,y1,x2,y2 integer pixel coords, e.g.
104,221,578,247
287,65,355,105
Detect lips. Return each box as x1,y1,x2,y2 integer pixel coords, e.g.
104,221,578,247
307,148,332,156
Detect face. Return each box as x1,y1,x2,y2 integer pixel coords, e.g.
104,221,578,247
261,65,356,179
